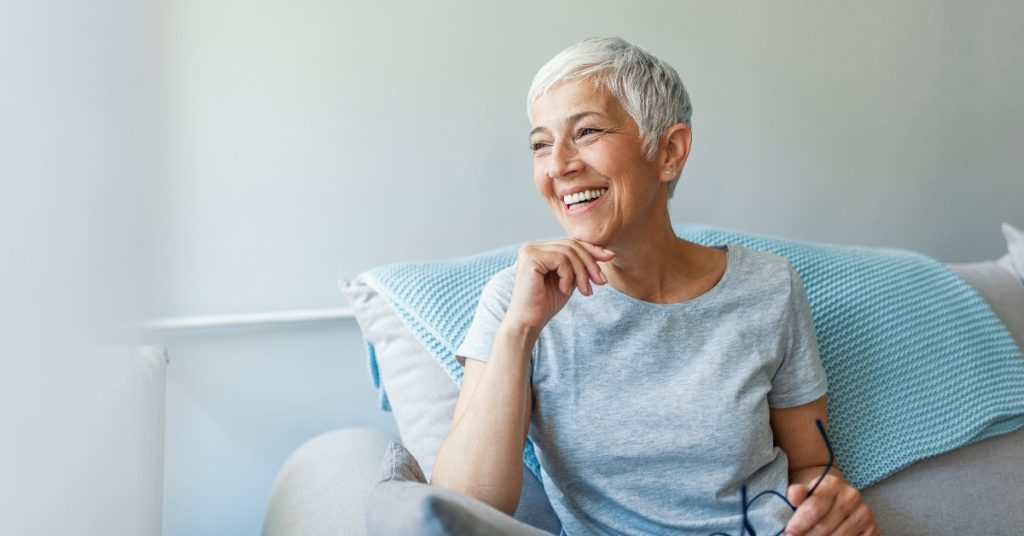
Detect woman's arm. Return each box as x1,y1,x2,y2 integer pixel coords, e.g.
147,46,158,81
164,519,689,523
770,396,838,485
770,396,879,536
429,321,536,516
431,239,612,516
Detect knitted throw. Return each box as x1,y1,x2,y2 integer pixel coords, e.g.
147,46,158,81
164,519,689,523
355,223,1024,489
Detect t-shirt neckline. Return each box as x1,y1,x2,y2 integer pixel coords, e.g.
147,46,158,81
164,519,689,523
595,243,735,309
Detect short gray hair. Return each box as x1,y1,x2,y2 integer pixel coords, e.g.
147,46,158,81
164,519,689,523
527,37,693,198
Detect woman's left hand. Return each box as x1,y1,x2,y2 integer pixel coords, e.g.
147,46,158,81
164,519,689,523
782,474,879,536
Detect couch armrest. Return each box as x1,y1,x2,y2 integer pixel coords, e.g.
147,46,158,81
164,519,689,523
263,427,397,536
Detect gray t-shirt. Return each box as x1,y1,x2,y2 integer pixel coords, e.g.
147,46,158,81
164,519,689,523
455,243,828,536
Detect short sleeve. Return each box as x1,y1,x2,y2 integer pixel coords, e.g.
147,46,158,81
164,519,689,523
454,266,516,367
768,263,829,408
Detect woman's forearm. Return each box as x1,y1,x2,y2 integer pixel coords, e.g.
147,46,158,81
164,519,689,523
789,464,845,489
429,321,536,516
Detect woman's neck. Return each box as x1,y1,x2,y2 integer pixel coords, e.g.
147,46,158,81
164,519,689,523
597,210,715,304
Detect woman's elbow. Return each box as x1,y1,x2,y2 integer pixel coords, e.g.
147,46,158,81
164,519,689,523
429,473,521,517
468,483,520,518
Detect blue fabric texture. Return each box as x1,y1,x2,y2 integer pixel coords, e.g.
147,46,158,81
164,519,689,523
353,223,1024,490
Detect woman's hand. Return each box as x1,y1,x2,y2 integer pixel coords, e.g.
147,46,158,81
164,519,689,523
503,239,615,332
783,474,879,536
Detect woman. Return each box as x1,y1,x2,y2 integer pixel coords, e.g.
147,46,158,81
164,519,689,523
431,37,879,536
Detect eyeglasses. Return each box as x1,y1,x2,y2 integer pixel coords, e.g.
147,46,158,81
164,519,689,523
708,419,834,536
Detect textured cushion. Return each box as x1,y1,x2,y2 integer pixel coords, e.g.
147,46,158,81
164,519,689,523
340,279,562,534
366,440,553,536
861,425,1024,534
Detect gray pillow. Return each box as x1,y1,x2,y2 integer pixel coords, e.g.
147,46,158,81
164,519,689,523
997,222,1024,282
366,440,554,536
340,278,562,534
945,260,1024,352
340,278,460,481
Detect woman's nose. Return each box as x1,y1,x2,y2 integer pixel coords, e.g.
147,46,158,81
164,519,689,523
548,140,584,179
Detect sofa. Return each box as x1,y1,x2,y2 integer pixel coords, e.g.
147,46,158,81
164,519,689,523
263,225,1024,535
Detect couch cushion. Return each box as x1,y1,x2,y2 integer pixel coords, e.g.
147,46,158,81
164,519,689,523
366,440,553,536
862,424,1024,534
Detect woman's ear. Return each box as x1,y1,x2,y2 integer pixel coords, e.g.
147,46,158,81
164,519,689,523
660,123,692,178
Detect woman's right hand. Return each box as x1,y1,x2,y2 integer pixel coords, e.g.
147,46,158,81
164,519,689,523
503,239,616,333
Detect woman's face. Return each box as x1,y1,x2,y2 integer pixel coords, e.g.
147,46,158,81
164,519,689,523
528,78,667,248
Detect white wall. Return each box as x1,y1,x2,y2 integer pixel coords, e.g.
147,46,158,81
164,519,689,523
1,1,162,535
155,1,1024,534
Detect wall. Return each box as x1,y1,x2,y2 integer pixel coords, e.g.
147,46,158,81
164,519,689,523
1,1,162,534
156,1,1024,534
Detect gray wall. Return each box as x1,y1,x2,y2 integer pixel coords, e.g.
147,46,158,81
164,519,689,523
156,1,1023,534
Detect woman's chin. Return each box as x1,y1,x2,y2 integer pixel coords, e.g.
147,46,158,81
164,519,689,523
566,229,605,247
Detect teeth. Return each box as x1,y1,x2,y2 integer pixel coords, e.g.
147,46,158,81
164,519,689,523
563,188,606,206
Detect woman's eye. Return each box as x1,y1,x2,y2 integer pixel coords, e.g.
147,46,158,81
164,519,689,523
575,127,602,139
529,141,551,152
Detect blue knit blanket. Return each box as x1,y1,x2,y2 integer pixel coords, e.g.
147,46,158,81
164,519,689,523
355,223,1024,489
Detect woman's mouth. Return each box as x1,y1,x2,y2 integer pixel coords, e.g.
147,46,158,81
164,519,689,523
562,187,607,217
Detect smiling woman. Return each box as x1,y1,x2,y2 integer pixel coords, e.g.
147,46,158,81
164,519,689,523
527,77,690,259
429,37,879,536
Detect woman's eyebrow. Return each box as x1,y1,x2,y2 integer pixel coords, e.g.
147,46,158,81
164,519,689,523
567,111,603,124
530,111,606,137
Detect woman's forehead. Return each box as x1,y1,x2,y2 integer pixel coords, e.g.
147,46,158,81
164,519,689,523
529,79,623,131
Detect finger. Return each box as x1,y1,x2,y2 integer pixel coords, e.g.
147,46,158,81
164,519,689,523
545,252,576,296
806,498,848,536
573,239,616,261
562,240,608,285
807,484,860,536
786,473,843,532
539,243,594,295
560,250,592,295
834,503,874,536
526,247,563,294
784,487,836,536
787,484,809,508
538,243,597,292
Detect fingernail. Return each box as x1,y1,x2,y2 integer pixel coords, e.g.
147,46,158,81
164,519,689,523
603,248,614,255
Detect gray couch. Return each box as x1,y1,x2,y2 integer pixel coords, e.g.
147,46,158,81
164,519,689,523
263,256,1024,536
